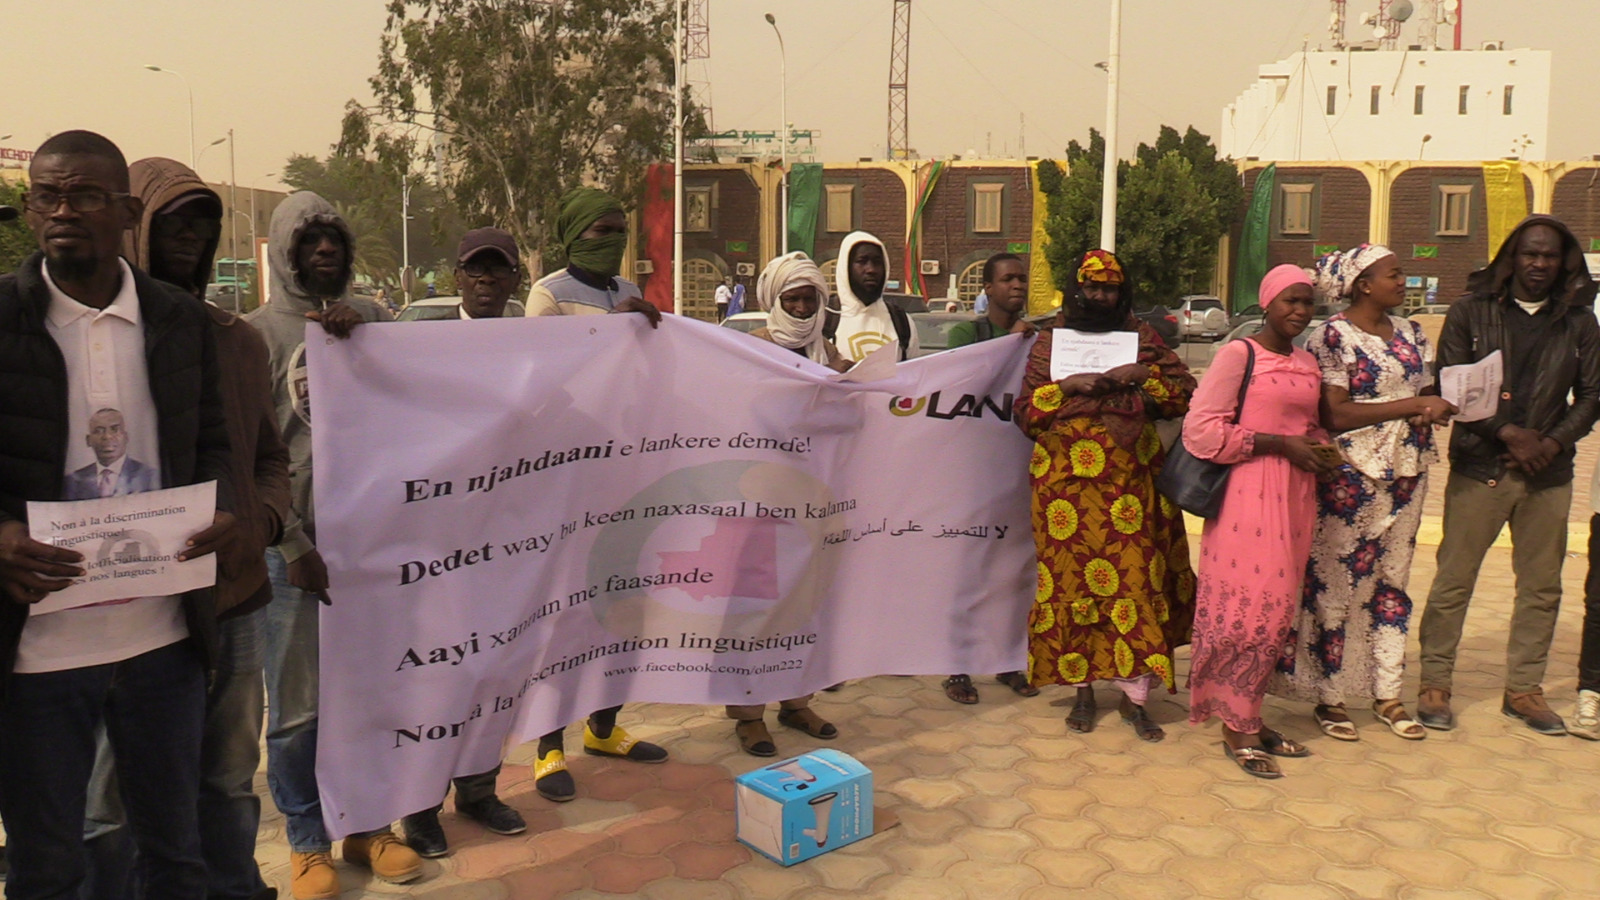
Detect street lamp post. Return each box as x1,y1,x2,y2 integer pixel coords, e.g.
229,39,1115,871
765,13,789,256
1098,0,1121,252
144,65,196,167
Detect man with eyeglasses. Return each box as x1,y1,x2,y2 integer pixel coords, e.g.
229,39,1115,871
0,130,236,900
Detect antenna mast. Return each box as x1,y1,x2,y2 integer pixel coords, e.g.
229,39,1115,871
887,0,911,159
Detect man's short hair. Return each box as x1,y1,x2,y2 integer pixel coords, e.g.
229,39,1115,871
33,131,129,190
982,252,1024,284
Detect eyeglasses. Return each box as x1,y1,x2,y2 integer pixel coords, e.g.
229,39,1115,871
21,189,130,214
460,261,517,280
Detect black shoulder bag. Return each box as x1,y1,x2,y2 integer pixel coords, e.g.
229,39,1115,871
1154,341,1255,519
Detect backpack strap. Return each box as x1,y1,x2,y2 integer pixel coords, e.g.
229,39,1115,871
887,303,912,360
974,317,995,342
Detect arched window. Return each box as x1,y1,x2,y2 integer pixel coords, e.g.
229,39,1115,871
957,260,986,302
681,258,723,321
819,258,839,287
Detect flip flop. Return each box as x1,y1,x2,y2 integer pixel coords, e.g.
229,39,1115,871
777,707,838,739
942,675,980,705
1373,699,1427,741
1066,691,1097,733
1314,704,1360,742
1222,741,1283,779
997,671,1041,697
1118,695,1165,742
1259,727,1312,757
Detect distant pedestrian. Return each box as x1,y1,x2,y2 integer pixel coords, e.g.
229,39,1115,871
1017,250,1196,741
1268,245,1454,743
715,275,733,320
728,279,746,318
1185,264,1339,778
1416,215,1600,736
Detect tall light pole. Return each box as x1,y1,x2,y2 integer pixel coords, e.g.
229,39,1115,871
401,176,412,299
227,129,238,310
1098,0,1121,252
765,13,789,256
195,135,226,172
673,0,685,314
144,65,196,167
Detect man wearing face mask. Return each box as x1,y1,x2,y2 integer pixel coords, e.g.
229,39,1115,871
524,187,660,323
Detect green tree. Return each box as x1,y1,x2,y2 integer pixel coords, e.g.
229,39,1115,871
357,0,706,271
1041,126,1238,306
0,182,36,273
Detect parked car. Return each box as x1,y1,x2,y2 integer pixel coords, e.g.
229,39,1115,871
719,311,769,334
1177,295,1229,341
1219,316,1327,349
1134,304,1179,345
396,295,525,321
909,311,979,358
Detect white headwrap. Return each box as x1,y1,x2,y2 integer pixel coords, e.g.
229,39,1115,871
1313,243,1394,303
756,251,833,365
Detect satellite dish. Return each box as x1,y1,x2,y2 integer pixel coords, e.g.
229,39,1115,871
1330,11,1341,25
1373,24,1389,39
1359,12,1376,25
1443,0,1459,10
1390,0,1414,22
1443,12,1458,24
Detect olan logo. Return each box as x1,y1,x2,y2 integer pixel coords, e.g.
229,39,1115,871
888,392,1014,422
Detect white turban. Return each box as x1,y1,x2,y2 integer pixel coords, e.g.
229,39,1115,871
756,251,833,365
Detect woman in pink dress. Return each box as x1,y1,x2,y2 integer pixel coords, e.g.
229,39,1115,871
1184,265,1342,778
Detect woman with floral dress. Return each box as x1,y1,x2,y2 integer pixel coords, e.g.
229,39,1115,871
1268,245,1455,741
1017,250,1197,742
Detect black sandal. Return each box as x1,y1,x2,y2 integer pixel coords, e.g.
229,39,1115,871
942,675,980,705
1259,727,1312,758
1119,695,1164,742
1066,689,1097,733
776,706,838,739
997,671,1040,697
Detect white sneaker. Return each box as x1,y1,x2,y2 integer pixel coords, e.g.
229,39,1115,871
1572,689,1600,741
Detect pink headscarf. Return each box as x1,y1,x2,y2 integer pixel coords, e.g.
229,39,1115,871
1258,263,1314,310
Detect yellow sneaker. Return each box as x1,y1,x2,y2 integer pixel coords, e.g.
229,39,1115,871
582,723,668,763
289,850,340,900
535,746,576,802
341,830,422,884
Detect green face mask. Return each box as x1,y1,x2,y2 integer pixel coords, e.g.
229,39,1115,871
567,233,628,279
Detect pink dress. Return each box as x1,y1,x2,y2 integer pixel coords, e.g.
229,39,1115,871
1182,338,1324,733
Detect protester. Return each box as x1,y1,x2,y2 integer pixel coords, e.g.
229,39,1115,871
1417,215,1600,736
397,229,530,857
1184,264,1339,778
1016,250,1196,740
127,156,292,900
0,130,236,900
943,252,1041,706
722,252,849,756
245,193,418,899
1268,246,1454,743
827,231,919,362
524,187,660,323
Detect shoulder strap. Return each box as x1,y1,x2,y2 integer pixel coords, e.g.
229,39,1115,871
1229,341,1256,425
822,308,839,341
974,317,994,342
888,303,911,358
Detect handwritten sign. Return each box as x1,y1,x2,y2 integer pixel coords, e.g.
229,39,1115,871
1049,328,1139,381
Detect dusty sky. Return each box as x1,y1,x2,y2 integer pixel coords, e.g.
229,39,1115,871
3,0,1595,189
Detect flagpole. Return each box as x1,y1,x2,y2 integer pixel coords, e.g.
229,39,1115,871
673,0,685,314
1099,0,1121,252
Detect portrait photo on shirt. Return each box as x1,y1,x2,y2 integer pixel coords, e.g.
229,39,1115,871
63,407,158,500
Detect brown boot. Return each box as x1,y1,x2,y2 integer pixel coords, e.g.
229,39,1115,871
289,850,340,900
1416,687,1454,731
1503,689,1567,736
342,830,423,884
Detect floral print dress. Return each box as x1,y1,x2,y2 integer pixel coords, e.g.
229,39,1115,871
1017,323,1197,693
1269,315,1436,705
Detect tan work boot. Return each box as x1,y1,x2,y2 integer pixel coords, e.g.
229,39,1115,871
1416,686,1454,731
289,850,340,900
342,829,423,884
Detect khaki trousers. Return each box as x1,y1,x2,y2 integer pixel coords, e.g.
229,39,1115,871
726,696,814,721
1418,471,1571,694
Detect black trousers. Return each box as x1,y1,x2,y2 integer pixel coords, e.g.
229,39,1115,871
1582,514,1600,693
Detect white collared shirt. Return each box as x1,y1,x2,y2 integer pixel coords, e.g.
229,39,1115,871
21,259,187,673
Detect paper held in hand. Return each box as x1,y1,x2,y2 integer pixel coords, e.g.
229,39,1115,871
25,481,217,615
1439,350,1503,423
1049,328,1139,381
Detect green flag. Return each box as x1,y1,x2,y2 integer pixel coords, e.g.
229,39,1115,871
787,163,823,259
1232,163,1275,314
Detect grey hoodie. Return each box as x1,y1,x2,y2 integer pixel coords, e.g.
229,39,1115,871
244,191,389,562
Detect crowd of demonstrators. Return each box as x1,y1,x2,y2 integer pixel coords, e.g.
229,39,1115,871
1016,251,1196,742
7,127,1600,900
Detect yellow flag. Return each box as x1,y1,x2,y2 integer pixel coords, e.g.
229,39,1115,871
1481,161,1528,261
1029,161,1065,317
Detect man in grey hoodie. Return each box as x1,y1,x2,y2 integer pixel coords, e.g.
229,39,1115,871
244,193,420,900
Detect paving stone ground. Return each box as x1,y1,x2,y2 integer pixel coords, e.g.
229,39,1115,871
240,434,1600,899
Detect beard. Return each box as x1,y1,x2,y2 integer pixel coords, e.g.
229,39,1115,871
848,276,883,304
298,267,347,299
45,248,100,283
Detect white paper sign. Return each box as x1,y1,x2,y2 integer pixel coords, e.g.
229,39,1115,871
1049,328,1139,381
1440,350,1503,423
26,482,217,614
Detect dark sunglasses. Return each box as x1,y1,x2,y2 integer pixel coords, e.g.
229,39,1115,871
460,261,517,280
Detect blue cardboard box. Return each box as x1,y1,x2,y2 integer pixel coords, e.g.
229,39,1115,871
734,748,873,865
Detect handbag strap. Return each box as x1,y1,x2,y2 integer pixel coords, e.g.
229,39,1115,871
1229,341,1256,425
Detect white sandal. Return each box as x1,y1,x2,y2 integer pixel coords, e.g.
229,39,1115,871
1374,699,1427,740
1314,704,1359,741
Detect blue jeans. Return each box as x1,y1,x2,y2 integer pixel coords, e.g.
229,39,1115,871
262,548,328,853
200,607,269,898
0,640,207,900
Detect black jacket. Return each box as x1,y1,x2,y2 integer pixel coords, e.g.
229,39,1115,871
0,252,232,694
1436,215,1600,488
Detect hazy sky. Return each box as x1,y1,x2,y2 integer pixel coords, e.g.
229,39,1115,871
4,0,1596,190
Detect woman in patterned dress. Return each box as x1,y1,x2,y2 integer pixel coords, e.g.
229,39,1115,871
1185,265,1342,778
1017,250,1197,742
1268,245,1455,741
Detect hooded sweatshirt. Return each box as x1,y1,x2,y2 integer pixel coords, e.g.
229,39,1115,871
245,192,389,562
831,231,919,362
127,159,291,618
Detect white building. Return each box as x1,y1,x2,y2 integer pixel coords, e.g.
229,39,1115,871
1221,46,1550,161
